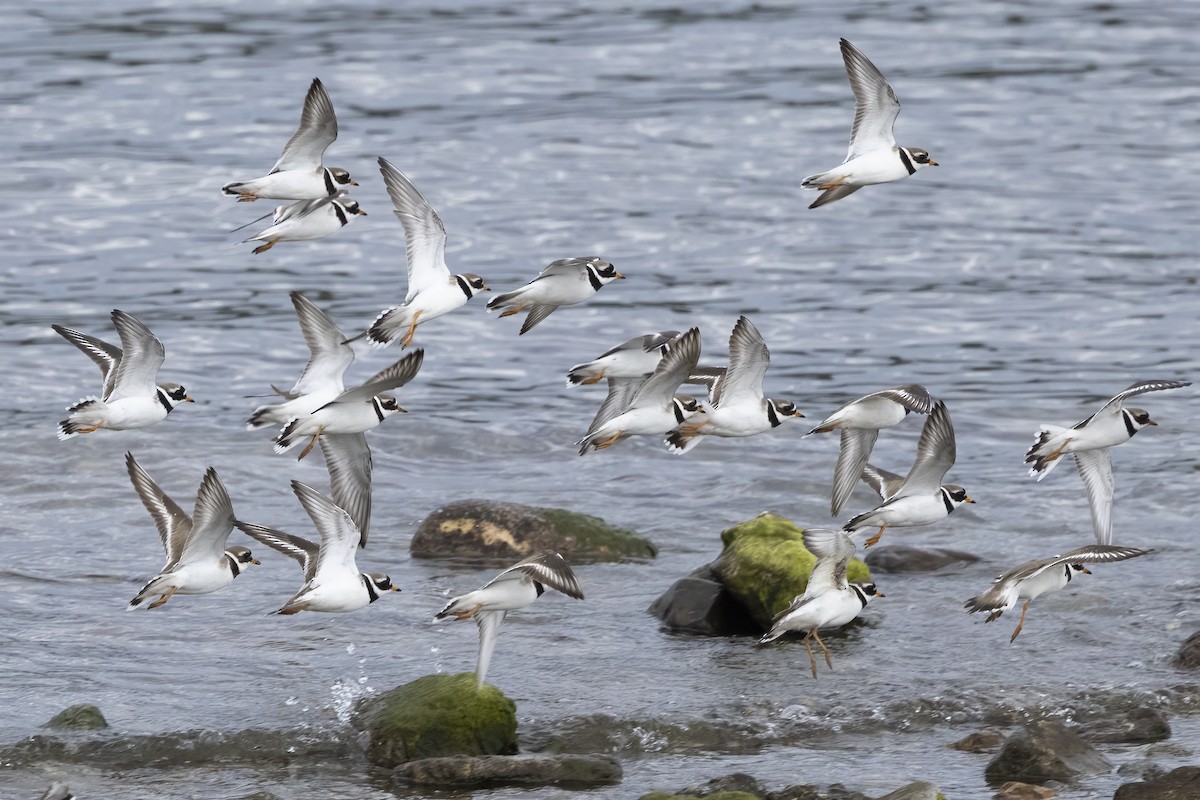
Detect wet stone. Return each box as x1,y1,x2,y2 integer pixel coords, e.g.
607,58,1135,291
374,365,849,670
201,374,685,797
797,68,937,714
1113,766,1200,800
393,753,622,789
1076,706,1170,744
411,499,656,561
647,566,759,636
1172,629,1200,669
876,781,943,800
42,704,107,731
951,729,1005,752
984,721,1109,785
864,544,981,573
992,782,1057,799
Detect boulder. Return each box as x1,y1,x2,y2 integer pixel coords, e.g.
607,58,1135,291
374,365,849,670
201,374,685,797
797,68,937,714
876,782,943,800
864,544,980,573
712,513,870,630
1114,766,1200,800
1076,707,1169,744
1172,629,1200,669
393,753,621,788
991,782,1056,799
678,773,764,797
646,566,760,636
984,721,1109,786
640,794,760,800
355,673,517,768
411,499,656,561
42,705,107,731
950,729,1004,753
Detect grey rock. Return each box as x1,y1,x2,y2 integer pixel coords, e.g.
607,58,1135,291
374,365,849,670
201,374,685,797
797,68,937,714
1116,760,1165,781
876,781,942,800
865,544,980,573
681,773,764,797
647,566,759,635
951,729,1004,752
411,499,655,561
392,753,622,788
991,782,1056,799
43,704,107,731
1172,629,1200,669
1076,707,1170,744
767,787,821,800
984,721,1109,785
1113,766,1200,800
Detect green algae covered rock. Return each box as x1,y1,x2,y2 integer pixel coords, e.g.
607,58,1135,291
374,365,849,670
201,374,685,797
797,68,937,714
411,499,656,561
42,704,108,731
712,513,870,631
356,673,517,768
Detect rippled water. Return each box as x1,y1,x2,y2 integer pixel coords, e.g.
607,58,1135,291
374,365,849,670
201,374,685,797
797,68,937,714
3,1,1199,798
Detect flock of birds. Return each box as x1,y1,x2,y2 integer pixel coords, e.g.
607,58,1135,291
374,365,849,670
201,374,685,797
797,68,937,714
49,39,1192,690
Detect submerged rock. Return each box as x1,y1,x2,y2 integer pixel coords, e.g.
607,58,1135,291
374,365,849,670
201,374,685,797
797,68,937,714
712,513,870,630
1114,766,1200,800
637,774,877,800
646,566,760,636
992,782,1056,799
411,499,656,561
1172,629,1200,669
876,782,944,800
984,721,1109,785
1076,706,1170,744
355,672,517,768
42,704,107,731
864,544,980,573
950,729,1004,752
393,753,621,788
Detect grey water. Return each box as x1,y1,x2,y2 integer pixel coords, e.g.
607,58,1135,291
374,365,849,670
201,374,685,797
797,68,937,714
2,1,1199,798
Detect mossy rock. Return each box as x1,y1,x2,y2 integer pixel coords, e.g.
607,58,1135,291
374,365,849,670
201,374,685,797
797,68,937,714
411,499,656,562
356,673,517,768
43,704,108,731
712,513,870,631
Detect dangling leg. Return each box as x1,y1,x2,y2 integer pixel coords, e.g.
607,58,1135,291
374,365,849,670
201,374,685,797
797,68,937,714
591,431,624,451
237,194,258,202
1009,600,1032,643
801,630,819,679
864,524,888,548
811,628,834,670
252,238,279,254
499,304,525,318
297,426,324,460
400,311,422,348
147,587,178,609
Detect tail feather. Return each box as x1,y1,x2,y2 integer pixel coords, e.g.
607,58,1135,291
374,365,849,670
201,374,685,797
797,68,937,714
246,405,277,430
57,419,83,440
665,429,703,454
1024,424,1069,480
366,307,406,347
273,419,302,453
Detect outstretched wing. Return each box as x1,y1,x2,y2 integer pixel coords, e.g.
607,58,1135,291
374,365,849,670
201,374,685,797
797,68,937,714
335,349,424,404
712,316,769,407
840,38,901,162
52,324,123,398
288,292,354,398
177,467,236,566
107,310,165,402
271,77,338,173
628,328,702,409
1073,449,1114,546
803,528,855,593
831,428,879,516
291,481,361,581
125,451,192,565
901,401,956,494
377,158,451,303
1096,379,1191,415
236,521,320,583
319,433,373,548
484,551,585,599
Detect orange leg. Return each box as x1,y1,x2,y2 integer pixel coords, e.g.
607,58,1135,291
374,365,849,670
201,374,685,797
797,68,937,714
1009,600,1032,643
146,586,178,610
453,604,482,620
400,311,422,348
498,304,525,318
864,524,887,548
591,431,624,451
801,631,820,679
580,370,605,386
237,194,258,202
77,421,104,434
297,426,324,460
252,238,279,254
811,628,834,670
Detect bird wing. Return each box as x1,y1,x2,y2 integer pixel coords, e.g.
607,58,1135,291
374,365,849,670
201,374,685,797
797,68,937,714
270,195,333,226
530,257,592,281
831,428,880,516
900,400,956,494
334,349,424,404
177,467,236,566
582,376,643,439
473,609,507,688
291,481,361,580
868,384,934,413
318,433,373,548
1073,449,1115,546
803,528,855,593
520,305,558,334
376,158,451,303
485,551,585,599
106,310,165,402
287,292,354,398
712,316,769,407
271,77,338,173
52,324,123,398
235,521,320,582
860,463,907,501
1096,379,1192,414
628,328,701,409
840,38,901,162
125,451,192,566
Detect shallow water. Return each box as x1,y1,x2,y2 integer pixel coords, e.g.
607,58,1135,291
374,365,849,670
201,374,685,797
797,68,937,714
2,1,1199,798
